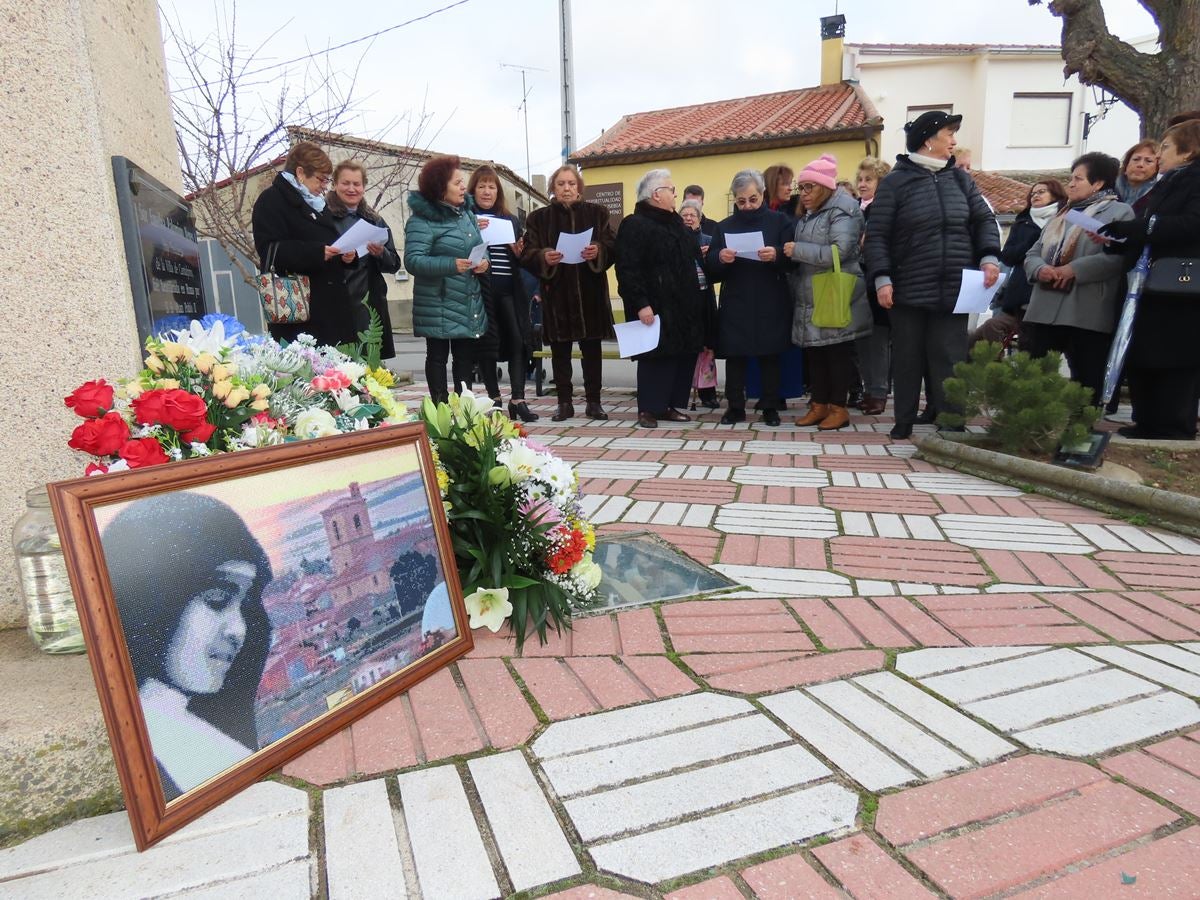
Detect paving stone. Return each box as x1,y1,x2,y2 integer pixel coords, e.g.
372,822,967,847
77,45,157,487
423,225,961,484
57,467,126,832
563,744,829,841
714,503,839,538
731,465,829,487
589,782,856,884
542,888,642,900
663,605,813,653
830,536,990,587
854,672,1015,763
532,693,752,759
1145,735,1200,776
740,852,843,899
1042,592,1155,640
964,669,1161,731
323,779,406,899
512,658,599,720
761,690,917,790
812,833,938,899
1096,551,1200,589
1102,748,1200,817
1018,826,1200,898
541,714,790,797
615,607,666,654
937,514,1094,554
876,755,1106,845
178,861,312,899
347,693,420,776
920,648,1103,703
1079,645,1200,695
620,655,698,698
1014,692,1200,756
574,460,662,480
396,765,499,900
872,596,964,646
789,597,865,648
468,751,580,891
663,876,744,900
904,780,1179,899
566,657,652,709
407,667,486,761
283,728,355,785
823,487,942,515
906,472,1023,496
706,649,885,694
1132,643,1200,676
713,564,854,597
741,440,823,456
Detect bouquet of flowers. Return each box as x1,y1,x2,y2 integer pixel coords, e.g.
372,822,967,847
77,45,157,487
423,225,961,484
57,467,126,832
63,315,409,474
420,389,601,650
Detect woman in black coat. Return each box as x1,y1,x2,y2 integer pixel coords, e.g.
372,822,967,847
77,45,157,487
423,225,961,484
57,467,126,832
705,169,794,427
1101,119,1200,439
250,142,357,347
616,169,706,428
326,160,400,357
863,111,1001,439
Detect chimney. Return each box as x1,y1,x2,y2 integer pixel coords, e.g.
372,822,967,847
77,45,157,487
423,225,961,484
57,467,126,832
820,14,847,86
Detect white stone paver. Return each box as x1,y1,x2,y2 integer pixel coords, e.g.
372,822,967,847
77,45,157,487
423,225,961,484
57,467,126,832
541,715,790,797
937,514,1094,554
179,862,312,899
841,511,874,536
324,779,406,899
920,649,1104,703
853,672,1015,763
1015,693,1200,755
0,782,309,897
682,439,745,451
660,464,733,480
731,466,829,487
1079,645,1200,695
1155,532,1200,555
1131,644,1200,675
468,752,580,891
714,503,839,538
1071,522,1193,554
397,766,499,900
573,460,662,480
563,744,830,842
682,504,717,527
588,783,857,884
906,472,1024,496
609,437,686,451
964,669,1162,732
741,440,823,456
714,564,855,597
762,691,917,790
587,495,633,525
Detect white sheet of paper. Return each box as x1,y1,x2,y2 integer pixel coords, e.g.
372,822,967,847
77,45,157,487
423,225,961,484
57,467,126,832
467,243,488,266
332,219,390,257
478,215,516,246
613,316,661,358
556,227,594,264
1064,208,1125,242
953,268,1008,314
725,231,765,260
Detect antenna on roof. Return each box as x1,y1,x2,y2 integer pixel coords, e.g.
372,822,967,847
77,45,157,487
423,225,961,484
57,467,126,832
501,63,548,185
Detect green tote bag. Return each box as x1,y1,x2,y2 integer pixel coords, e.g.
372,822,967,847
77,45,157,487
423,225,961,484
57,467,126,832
810,244,857,329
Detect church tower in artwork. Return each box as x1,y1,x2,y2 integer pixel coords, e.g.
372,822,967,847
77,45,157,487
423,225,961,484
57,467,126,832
321,482,376,574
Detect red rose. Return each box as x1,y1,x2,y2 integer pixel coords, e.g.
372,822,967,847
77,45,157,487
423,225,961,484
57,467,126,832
68,412,130,457
64,380,115,418
84,462,109,477
132,388,209,433
181,421,216,444
118,438,170,469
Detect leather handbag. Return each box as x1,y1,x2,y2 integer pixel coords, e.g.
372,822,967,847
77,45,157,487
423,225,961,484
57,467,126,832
256,243,312,324
1146,257,1199,295
811,244,857,328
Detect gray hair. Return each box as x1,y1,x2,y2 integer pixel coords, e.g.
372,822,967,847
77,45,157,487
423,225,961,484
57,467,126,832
730,169,765,195
636,168,672,202
680,198,703,215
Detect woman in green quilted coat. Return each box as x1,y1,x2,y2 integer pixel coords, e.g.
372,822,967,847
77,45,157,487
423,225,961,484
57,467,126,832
404,155,490,403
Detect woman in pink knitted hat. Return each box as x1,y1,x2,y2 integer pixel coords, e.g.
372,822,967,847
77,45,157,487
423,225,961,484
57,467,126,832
784,154,872,430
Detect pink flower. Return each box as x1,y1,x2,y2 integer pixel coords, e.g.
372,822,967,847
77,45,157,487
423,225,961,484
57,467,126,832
520,496,562,526
311,371,351,392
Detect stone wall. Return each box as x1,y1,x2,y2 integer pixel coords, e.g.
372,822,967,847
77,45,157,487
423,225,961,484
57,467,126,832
0,0,179,627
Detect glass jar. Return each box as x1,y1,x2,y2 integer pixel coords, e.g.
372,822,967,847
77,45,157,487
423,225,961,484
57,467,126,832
12,486,84,654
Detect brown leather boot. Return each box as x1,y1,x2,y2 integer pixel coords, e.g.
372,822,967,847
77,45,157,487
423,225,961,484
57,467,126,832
818,405,850,430
551,402,575,422
794,402,830,427
860,396,887,416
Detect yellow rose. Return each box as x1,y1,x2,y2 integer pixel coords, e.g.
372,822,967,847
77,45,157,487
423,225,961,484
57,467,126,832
159,342,193,363
157,378,181,390
211,379,233,400
123,382,143,399
195,352,217,374
211,363,231,382
144,355,164,374
224,387,251,409
250,384,271,400
250,398,270,411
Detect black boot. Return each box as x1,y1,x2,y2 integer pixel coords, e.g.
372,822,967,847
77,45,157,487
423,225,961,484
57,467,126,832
509,400,539,423
551,402,575,422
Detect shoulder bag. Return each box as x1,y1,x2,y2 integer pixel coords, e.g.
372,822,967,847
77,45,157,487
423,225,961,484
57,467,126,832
256,243,312,324
811,244,857,328
1144,214,1200,296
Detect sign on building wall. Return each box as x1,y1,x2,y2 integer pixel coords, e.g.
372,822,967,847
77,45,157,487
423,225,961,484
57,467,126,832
112,156,208,344
585,182,624,234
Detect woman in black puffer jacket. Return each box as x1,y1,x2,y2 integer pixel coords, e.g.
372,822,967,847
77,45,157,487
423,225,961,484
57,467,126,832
863,111,1001,439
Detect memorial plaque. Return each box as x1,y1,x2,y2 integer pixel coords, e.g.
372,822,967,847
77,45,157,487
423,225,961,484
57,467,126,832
585,182,625,234
113,156,208,344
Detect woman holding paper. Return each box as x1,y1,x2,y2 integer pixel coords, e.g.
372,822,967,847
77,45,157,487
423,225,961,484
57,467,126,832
615,169,706,428
519,165,616,422
468,166,537,421
1023,152,1133,407
704,169,793,426
862,110,1001,439
783,154,871,431
327,160,400,358
404,155,489,405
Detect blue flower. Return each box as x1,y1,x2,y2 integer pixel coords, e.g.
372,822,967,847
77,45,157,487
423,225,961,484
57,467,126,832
151,314,193,337
200,313,246,338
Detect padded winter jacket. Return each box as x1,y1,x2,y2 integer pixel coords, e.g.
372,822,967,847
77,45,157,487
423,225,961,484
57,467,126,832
863,156,1001,312
404,191,486,340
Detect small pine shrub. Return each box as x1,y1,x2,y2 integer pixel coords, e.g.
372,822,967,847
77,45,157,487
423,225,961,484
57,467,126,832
938,341,1099,456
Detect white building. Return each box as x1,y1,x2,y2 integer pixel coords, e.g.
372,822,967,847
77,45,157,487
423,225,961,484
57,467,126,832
843,41,1152,173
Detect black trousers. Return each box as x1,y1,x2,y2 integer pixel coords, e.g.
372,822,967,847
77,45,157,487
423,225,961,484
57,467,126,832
474,289,526,401
725,354,781,411
890,307,967,427
637,354,693,414
551,339,603,403
805,342,855,406
1128,365,1200,438
425,337,476,404
1023,322,1113,408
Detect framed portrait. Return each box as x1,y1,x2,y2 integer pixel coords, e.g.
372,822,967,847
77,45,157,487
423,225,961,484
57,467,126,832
48,423,471,850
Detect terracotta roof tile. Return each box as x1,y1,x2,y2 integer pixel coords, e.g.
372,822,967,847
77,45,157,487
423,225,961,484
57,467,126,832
571,83,880,163
970,170,1035,215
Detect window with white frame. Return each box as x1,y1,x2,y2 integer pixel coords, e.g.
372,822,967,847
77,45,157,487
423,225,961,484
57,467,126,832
905,104,953,123
1010,93,1072,146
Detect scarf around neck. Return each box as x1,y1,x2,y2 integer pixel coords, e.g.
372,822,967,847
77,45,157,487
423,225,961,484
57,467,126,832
324,190,382,223
281,171,326,212
1041,188,1117,266
908,152,952,172
1029,203,1058,229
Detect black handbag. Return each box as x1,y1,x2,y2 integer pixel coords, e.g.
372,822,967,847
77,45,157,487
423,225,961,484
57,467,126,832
1146,257,1198,295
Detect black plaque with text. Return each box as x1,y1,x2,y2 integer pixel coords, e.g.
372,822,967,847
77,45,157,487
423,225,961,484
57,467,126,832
585,182,625,235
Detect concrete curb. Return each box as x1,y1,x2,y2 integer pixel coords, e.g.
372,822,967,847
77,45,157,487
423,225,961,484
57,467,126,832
916,434,1200,538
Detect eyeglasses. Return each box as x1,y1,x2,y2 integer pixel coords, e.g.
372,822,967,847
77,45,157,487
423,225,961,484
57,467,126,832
654,185,677,195
797,183,820,193
1030,188,1050,196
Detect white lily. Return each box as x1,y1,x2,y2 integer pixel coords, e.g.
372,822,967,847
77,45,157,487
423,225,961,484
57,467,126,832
171,319,236,355
464,587,513,632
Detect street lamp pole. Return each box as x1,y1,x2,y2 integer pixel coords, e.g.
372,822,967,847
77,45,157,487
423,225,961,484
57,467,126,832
558,0,577,163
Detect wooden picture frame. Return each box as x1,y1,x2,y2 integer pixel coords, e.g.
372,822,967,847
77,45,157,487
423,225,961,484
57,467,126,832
48,423,472,850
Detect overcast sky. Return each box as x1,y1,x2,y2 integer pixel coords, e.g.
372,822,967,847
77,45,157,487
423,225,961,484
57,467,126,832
161,0,1158,182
